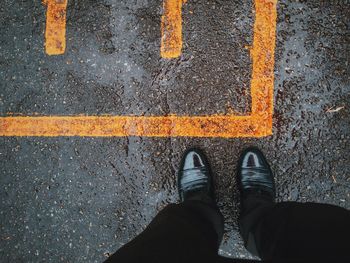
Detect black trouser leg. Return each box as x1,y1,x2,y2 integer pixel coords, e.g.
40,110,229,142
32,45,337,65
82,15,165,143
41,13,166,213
239,197,350,261
105,200,224,263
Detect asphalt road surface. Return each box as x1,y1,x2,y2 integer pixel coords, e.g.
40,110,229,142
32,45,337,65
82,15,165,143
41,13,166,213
1,0,349,262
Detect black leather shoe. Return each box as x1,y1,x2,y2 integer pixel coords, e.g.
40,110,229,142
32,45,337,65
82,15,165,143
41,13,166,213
178,148,214,203
237,147,275,201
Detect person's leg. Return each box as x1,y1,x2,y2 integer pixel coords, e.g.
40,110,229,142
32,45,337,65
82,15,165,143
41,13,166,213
105,148,224,263
238,192,275,256
237,147,350,261
240,200,350,260
236,147,276,258
105,200,223,263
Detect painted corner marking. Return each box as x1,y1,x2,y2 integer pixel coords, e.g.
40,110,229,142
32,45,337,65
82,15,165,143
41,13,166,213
1,0,277,137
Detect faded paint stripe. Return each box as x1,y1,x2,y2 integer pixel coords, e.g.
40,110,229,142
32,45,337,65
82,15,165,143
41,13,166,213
44,0,68,55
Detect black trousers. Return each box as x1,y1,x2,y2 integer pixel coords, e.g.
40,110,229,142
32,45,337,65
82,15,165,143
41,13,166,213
105,197,350,263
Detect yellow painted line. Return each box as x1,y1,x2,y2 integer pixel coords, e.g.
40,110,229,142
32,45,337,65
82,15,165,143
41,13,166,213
250,0,277,134
0,0,277,138
161,0,186,58
0,115,265,138
43,0,68,55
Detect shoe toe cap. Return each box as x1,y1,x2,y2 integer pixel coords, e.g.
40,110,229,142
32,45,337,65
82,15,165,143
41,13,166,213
182,150,206,170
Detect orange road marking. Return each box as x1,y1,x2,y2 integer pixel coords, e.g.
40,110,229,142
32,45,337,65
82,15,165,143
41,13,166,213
1,115,259,137
161,0,186,58
0,0,277,138
43,0,68,55
250,0,277,134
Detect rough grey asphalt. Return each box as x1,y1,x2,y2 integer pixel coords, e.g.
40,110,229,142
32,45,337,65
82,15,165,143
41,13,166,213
1,0,349,262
